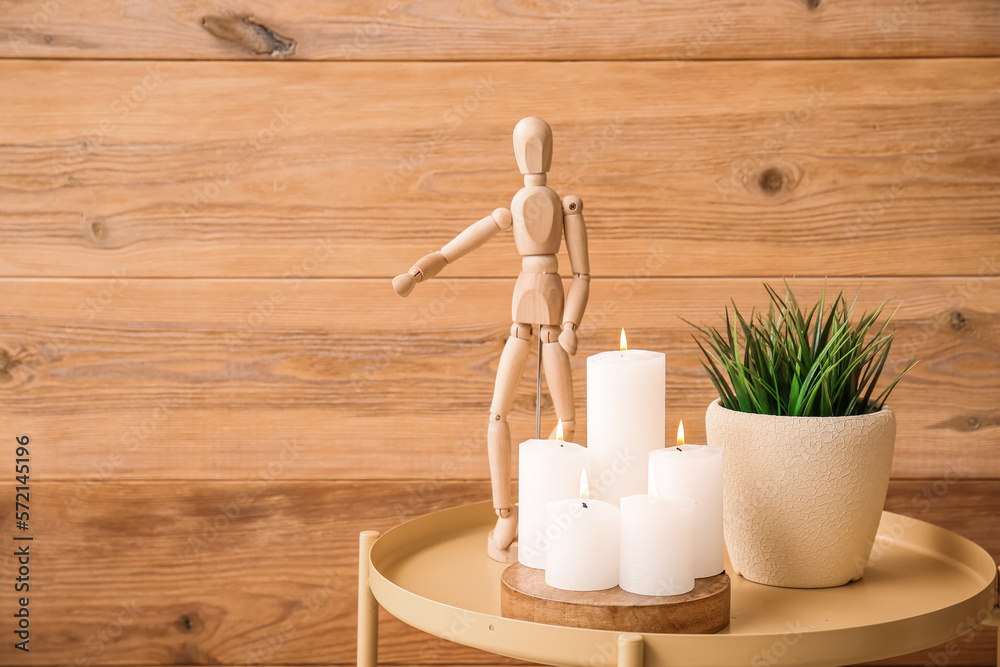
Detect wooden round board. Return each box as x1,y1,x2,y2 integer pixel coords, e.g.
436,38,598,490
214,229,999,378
500,563,731,634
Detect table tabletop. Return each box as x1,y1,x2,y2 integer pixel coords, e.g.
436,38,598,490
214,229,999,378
368,500,998,667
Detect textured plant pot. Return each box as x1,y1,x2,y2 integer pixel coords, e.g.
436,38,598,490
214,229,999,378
705,399,896,588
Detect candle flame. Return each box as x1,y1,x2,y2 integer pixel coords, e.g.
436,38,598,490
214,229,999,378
648,469,658,500
620,328,628,351
676,421,685,446
555,419,564,441
579,469,590,499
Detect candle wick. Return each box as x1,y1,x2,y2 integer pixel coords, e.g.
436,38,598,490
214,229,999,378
675,447,683,452
582,502,588,509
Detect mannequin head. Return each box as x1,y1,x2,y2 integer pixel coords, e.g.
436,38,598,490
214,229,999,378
512,117,552,175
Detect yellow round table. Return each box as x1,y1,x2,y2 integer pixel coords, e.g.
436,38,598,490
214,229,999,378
359,501,998,667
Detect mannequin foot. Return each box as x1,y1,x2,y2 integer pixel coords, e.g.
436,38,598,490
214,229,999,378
487,509,518,563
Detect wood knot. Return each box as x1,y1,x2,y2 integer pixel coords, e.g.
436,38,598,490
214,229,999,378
201,16,296,57
758,168,787,195
176,614,196,632
805,0,820,9
90,219,108,240
967,416,980,431
949,311,966,330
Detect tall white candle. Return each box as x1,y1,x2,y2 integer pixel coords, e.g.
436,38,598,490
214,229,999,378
544,495,620,591
587,336,665,505
620,492,696,596
649,444,724,578
517,438,588,569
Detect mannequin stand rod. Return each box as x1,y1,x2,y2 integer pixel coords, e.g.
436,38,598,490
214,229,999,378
535,333,542,439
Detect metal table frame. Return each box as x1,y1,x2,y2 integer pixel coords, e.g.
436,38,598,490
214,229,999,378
358,501,999,667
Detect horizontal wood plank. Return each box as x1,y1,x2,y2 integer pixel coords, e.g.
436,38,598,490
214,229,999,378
0,277,996,481
0,1,998,60
0,479,994,665
0,60,998,278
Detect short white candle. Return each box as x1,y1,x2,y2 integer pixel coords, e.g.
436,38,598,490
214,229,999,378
587,331,665,505
517,436,588,569
619,489,696,596
649,441,724,578
544,473,620,591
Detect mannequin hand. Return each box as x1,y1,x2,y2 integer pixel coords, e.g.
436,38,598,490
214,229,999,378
392,272,417,297
559,325,578,356
394,251,448,297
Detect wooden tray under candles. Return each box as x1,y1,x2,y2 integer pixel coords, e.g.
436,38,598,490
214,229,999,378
500,563,731,634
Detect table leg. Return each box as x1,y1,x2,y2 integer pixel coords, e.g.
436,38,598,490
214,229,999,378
618,633,644,667
358,530,381,667
994,566,1000,667
992,566,1000,667
991,609,1000,667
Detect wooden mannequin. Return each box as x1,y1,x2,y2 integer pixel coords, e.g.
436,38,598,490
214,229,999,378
393,117,590,563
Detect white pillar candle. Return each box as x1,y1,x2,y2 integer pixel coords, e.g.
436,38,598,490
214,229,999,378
587,342,665,505
619,493,696,596
517,438,588,569
544,496,620,591
649,445,724,578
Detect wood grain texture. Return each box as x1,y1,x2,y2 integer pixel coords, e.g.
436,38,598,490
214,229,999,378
1,277,996,481
501,566,731,634
0,479,994,666
1,7,997,665
1,59,998,278
0,0,998,60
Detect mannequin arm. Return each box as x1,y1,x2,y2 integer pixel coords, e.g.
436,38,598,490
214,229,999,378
393,208,512,297
559,195,590,355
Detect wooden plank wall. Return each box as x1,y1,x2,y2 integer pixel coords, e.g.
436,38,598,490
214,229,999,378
0,2,997,665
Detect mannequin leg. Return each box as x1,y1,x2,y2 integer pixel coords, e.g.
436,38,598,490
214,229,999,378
540,325,576,442
487,322,531,562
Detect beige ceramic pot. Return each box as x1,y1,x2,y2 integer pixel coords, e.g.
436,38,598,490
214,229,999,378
705,399,896,588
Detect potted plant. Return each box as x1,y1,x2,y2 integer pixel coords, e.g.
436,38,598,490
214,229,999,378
688,282,916,588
